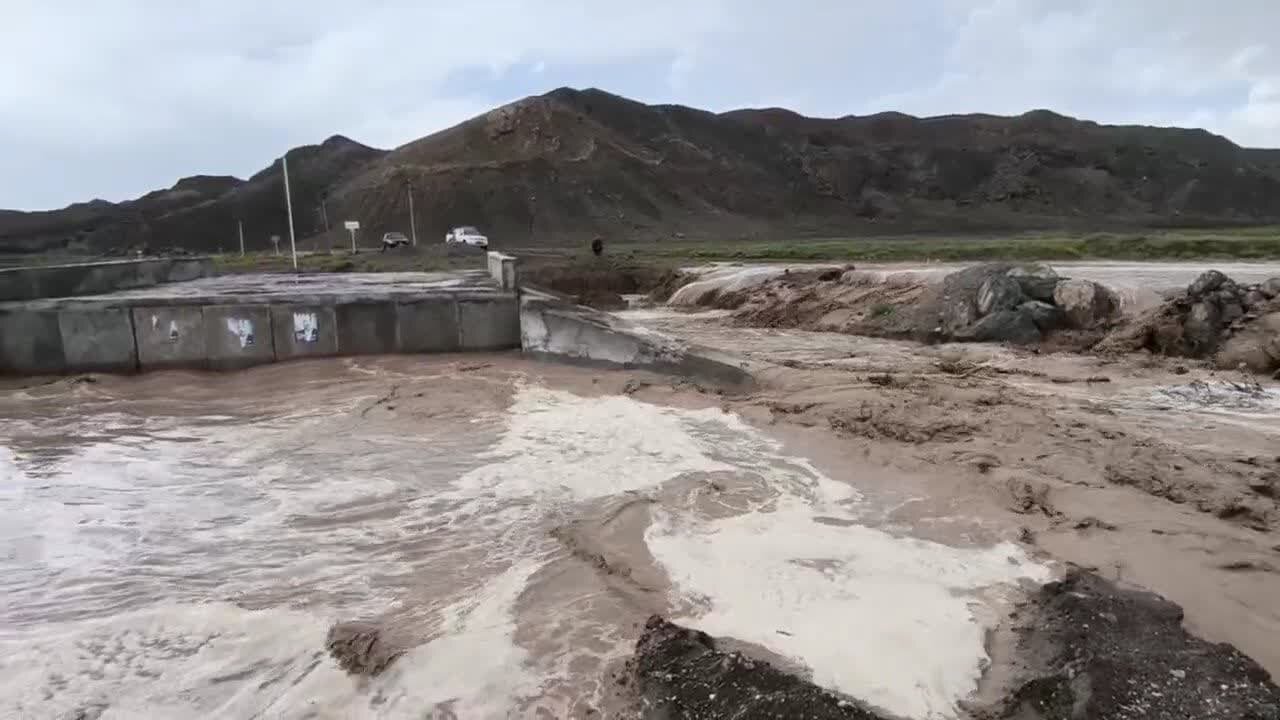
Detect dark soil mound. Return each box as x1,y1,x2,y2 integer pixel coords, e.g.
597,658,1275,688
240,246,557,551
629,615,885,719
998,570,1280,719
1099,269,1280,373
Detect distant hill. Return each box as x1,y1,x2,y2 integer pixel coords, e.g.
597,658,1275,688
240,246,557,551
4,88,1279,254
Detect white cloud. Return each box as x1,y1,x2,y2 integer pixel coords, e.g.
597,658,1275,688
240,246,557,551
2,0,1278,210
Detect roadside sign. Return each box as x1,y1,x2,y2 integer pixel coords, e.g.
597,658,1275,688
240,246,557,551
344,221,360,253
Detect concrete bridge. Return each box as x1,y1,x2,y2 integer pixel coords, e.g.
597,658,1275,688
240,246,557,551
0,254,748,386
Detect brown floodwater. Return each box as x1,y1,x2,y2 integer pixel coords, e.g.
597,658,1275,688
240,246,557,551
0,356,1047,720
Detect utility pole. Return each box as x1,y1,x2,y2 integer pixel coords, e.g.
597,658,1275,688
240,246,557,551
281,155,298,271
319,191,330,232
529,193,537,243
406,178,418,247
237,220,245,256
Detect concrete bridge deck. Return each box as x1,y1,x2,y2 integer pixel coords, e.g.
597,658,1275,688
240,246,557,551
0,268,519,375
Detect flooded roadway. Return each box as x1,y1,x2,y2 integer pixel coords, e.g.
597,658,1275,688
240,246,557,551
0,357,1045,720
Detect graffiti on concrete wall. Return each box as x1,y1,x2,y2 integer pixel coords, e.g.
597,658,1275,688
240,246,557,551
225,318,255,348
293,312,319,343
151,315,181,343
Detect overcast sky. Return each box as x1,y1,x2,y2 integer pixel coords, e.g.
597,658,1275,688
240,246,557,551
4,0,1279,210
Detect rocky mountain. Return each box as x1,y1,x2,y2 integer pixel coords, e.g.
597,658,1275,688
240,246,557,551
0,136,383,254
4,88,1279,254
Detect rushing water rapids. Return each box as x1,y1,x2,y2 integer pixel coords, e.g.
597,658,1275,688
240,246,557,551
0,358,1047,719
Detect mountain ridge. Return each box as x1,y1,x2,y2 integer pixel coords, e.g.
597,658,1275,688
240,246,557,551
4,87,1278,254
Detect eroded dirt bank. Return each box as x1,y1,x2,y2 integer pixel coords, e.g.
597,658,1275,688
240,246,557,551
613,302,1280,717
664,261,1280,376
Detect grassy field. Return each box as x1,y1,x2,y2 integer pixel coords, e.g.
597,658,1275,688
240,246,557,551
601,227,1280,263
211,248,486,274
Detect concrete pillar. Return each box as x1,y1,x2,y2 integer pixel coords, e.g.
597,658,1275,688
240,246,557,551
458,297,520,350
0,310,66,374
397,298,461,353
132,306,207,370
58,308,137,373
204,305,275,370
270,305,338,360
486,252,518,290
336,301,399,355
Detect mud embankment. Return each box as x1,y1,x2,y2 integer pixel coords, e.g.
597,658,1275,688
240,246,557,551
672,262,1280,375
521,258,691,310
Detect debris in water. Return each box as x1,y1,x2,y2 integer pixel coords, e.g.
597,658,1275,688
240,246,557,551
325,621,406,677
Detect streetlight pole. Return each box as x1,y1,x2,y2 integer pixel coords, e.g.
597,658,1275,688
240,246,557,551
237,220,245,256
281,155,299,271
406,179,418,247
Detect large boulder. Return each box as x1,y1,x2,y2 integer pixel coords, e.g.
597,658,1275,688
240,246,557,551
935,262,1018,335
1261,277,1280,299
1184,301,1223,353
1006,263,1060,302
1020,300,1066,332
976,274,1026,315
955,308,1042,345
1189,269,1228,297
1215,312,1280,373
1053,279,1119,329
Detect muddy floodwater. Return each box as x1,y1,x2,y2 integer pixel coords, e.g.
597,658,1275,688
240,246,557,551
0,357,1047,719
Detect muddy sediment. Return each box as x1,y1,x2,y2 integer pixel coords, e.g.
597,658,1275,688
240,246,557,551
520,257,692,309
325,621,408,677
626,567,1280,720
680,261,1280,375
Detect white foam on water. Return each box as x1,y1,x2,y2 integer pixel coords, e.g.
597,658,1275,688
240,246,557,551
450,385,739,502
0,602,347,719
647,498,1049,720
0,561,547,719
374,559,546,717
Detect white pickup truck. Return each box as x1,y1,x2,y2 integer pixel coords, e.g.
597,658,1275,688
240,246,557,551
445,226,489,248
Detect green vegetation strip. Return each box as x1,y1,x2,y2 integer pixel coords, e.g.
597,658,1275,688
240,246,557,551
615,228,1280,262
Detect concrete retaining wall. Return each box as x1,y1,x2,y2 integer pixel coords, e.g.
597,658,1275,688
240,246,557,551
486,252,518,291
519,292,753,388
0,292,521,376
0,257,214,302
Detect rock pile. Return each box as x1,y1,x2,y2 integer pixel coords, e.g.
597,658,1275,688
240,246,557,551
1099,270,1280,374
930,263,1118,345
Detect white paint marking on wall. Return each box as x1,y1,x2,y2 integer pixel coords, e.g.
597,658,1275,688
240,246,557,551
168,321,180,343
292,312,319,344
150,315,159,330
225,318,255,348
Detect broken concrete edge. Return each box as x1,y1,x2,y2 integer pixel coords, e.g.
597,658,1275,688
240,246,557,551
0,257,215,302
486,251,518,291
0,294,521,375
519,291,755,390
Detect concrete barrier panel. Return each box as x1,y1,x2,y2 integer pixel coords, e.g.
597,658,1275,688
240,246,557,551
271,305,338,360
397,298,460,353
132,306,207,370
486,252,518,290
336,301,399,355
0,310,65,374
459,297,520,350
519,293,752,388
59,308,137,373
204,305,275,370
0,257,214,302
